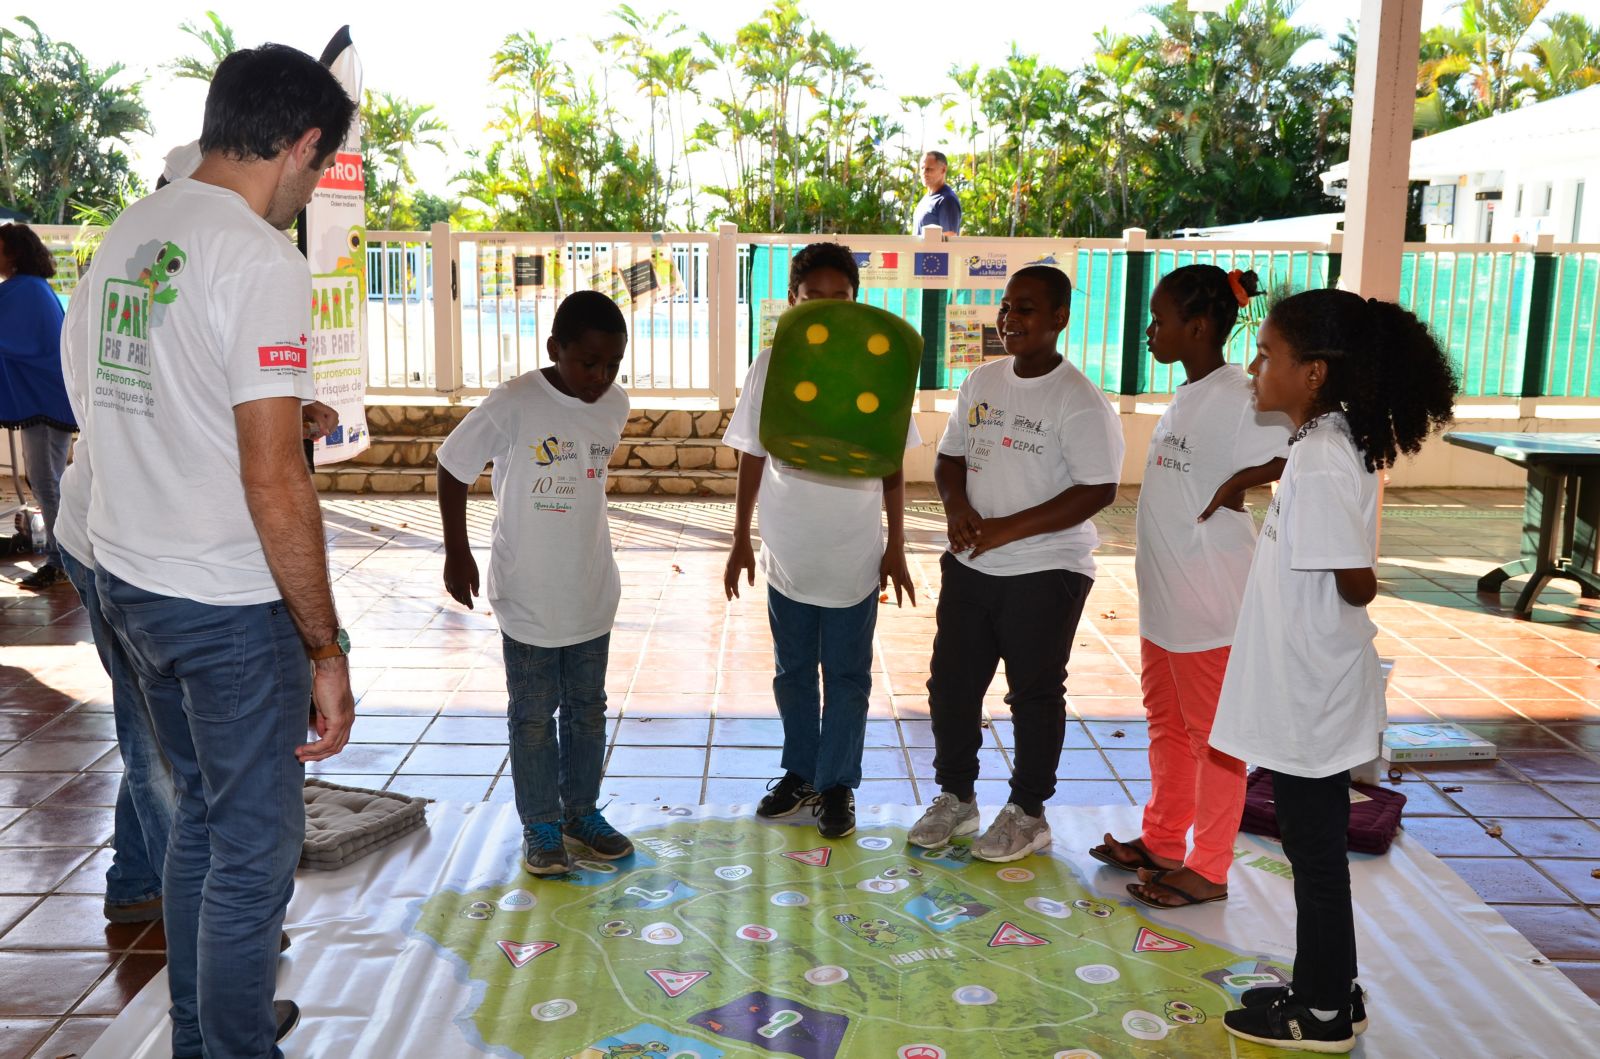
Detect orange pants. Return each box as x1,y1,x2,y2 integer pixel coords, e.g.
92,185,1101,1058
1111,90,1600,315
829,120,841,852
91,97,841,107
1139,638,1246,885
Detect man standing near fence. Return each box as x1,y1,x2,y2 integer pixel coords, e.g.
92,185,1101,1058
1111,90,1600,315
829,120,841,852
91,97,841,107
66,44,356,1058
913,151,962,236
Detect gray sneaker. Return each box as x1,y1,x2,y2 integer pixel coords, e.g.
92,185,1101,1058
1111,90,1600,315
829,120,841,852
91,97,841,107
523,822,574,876
972,803,1051,862
908,792,981,848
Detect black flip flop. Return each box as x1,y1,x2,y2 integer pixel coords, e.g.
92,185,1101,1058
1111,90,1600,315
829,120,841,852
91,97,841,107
1088,839,1166,874
1126,876,1228,909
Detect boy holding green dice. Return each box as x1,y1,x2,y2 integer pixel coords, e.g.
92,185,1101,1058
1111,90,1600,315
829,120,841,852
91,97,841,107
722,242,921,839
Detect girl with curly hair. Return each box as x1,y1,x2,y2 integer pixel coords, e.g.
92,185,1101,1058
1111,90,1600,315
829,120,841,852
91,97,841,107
1210,288,1457,1053
0,223,75,589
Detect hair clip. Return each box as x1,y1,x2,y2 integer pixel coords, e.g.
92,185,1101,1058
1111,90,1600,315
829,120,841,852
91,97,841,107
1226,269,1250,308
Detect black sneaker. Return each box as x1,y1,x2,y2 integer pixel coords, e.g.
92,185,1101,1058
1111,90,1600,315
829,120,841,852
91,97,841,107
523,822,574,876
274,999,301,1042
18,564,64,590
1242,983,1368,1035
756,773,818,819
562,809,634,860
815,786,855,838
1223,993,1355,1053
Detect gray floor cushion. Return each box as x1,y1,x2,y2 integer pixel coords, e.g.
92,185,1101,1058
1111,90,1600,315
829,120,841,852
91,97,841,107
302,779,428,870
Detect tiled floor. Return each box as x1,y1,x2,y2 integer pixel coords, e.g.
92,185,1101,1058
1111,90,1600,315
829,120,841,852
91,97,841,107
2,487,1598,1056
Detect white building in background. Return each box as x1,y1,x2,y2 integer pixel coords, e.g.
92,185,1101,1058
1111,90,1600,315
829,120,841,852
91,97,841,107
1321,83,1600,245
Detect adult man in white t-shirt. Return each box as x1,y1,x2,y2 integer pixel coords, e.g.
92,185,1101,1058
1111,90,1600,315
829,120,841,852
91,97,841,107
64,45,357,1059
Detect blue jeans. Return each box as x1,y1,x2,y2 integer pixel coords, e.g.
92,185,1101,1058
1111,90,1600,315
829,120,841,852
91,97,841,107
19,423,71,567
768,587,876,792
58,552,175,908
95,569,308,1059
503,632,610,827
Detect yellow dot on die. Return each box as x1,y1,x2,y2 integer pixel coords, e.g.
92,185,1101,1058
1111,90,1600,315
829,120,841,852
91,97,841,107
856,392,880,414
806,324,829,345
867,333,890,355
849,451,868,459
820,454,839,463
794,380,818,402
791,440,810,449
848,467,868,476
791,457,808,466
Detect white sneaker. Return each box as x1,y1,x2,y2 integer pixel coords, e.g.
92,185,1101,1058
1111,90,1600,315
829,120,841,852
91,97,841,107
972,803,1051,862
908,792,981,848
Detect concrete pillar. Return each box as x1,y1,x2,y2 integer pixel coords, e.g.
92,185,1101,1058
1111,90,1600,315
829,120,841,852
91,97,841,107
1340,0,1425,300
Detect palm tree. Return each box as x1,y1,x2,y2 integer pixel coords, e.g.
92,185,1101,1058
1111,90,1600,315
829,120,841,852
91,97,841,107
1525,12,1600,97
491,32,569,231
1417,0,1549,131
166,11,237,82
361,91,448,230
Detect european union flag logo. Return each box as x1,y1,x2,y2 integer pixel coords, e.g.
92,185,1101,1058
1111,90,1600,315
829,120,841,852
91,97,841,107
914,252,949,277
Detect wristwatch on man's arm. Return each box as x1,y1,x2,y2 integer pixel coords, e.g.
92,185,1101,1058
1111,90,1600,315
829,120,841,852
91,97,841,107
307,628,351,661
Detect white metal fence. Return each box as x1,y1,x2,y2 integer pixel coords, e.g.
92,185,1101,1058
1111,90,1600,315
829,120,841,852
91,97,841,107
29,223,1600,404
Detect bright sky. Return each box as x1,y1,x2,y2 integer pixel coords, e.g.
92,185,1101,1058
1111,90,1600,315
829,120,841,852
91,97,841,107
21,0,1600,196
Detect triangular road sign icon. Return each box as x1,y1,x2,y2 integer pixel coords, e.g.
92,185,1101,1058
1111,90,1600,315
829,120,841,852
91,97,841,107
988,921,1048,948
1133,927,1193,954
497,939,557,968
647,968,711,998
784,847,832,867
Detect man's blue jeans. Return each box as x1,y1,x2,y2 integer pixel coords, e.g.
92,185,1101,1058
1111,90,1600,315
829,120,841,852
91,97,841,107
58,552,175,909
767,587,877,792
503,632,610,828
95,569,307,1059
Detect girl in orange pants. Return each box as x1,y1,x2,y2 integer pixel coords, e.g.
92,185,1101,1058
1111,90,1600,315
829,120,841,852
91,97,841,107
1088,265,1290,907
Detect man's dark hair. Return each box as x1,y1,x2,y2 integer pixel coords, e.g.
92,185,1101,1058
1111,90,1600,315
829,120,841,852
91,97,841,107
787,241,860,299
552,289,628,346
924,151,949,165
199,44,356,163
0,224,55,279
1010,264,1072,311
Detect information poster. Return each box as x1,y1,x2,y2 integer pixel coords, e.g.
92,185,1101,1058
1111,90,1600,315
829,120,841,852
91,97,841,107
758,298,788,350
48,248,80,299
302,27,369,465
946,303,1002,369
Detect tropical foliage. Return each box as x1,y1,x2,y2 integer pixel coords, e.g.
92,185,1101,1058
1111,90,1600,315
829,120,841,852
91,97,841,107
7,2,1599,234
0,17,149,224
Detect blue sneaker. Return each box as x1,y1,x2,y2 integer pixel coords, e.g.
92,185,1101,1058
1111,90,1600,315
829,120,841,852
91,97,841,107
562,810,634,860
523,822,573,876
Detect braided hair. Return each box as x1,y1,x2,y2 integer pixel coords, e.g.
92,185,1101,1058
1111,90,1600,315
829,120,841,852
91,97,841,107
1157,264,1262,339
1267,289,1458,472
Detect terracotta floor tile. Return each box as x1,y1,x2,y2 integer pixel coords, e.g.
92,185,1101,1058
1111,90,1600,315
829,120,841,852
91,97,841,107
1532,859,1600,904
706,746,783,778
908,747,1009,779
1493,906,1600,961
1393,782,1468,816
383,775,492,802
1502,751,1600,783
606,745,706,777
0,950,116,1017
347,715,433,743
440,691,512,716
1553,963,1600,1005
421,717,509,744
1443,782,1577,818
0,808,113,849
615,717,711,746
0,713,60,741
1440,857,1573,904
0,774,73,809
0,848,94,894
0,1018,54,1059
1483,818,1600,858
397,744,505,777
1541,784,1600,816
30,713,118,741
1046,781,1136,807
73,952,166,1015
35,772,121,809
1398,816,1516,857
30,1015,114,1057
1460,723,1578,751
0,895,147,951
708,718,785,746
0,740,116,774
600,777,704,805
1547,724,1600,753
55,850,115,896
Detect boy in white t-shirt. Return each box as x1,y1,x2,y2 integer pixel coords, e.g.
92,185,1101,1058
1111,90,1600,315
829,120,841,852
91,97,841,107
909,266,1124,862
722,242,920,839
437,291,631,877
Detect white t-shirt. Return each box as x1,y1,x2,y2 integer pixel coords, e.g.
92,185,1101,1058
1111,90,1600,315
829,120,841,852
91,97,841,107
722,348,922,608
1209,414,1384,779
936,356,1124,578
67,180,314,605
1135,365,1292,652
436,370,629,647
54,280,96,567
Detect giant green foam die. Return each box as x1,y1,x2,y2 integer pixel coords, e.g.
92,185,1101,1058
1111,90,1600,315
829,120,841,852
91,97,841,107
759,300,923,478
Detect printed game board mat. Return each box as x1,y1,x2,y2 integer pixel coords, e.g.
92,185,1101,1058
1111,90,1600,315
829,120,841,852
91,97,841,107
86,802,1597,1058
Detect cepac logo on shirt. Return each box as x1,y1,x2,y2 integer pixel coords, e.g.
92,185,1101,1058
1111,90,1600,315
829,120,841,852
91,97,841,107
1001,435,1045,455
257,340,308,372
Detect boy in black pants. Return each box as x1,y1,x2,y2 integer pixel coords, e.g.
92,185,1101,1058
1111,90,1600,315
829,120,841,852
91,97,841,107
910,266,1123,861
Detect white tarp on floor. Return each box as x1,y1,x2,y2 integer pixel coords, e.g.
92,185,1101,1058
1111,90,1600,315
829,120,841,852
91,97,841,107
85,802,1597,1059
